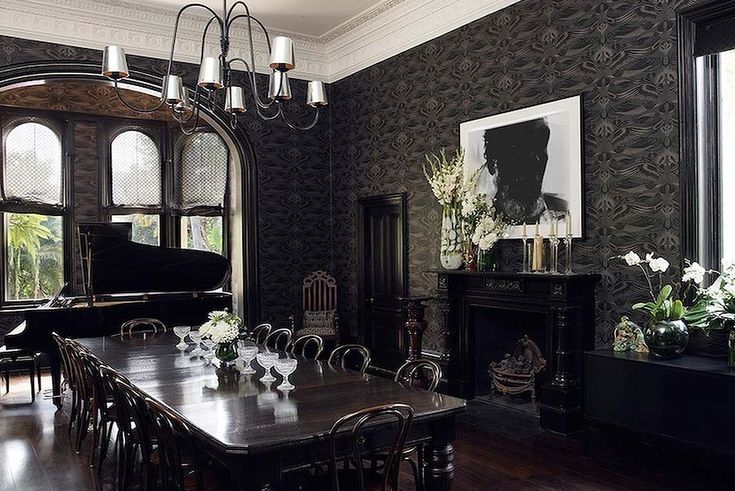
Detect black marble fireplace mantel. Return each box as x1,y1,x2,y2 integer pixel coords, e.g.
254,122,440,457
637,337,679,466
428,270,600,435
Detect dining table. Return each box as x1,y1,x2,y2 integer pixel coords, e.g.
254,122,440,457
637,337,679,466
76,333,466,490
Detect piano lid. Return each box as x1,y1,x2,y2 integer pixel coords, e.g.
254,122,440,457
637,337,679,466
78,222,230,295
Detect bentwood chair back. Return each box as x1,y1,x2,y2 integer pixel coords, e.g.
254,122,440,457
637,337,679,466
79,351,117,472
394,359,442,392
264,328,292,352
328,344,371,374
52,333,77,435
145,396,203,491
119,317,167,337
250,323,272,344
326,404,414,491
288,334,324,359
63,339,93,452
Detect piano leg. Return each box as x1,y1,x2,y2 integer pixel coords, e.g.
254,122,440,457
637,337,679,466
48,352,63,409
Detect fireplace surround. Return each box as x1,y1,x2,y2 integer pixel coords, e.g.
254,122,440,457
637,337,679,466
430,270,600,435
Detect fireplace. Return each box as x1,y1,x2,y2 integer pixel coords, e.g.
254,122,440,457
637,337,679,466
430,270,599,435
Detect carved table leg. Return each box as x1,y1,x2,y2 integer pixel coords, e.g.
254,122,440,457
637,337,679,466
424,442,455,491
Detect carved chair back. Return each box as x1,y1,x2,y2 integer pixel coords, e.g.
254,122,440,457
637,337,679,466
303,270,337,312
328,344,371,374
327,404,414,491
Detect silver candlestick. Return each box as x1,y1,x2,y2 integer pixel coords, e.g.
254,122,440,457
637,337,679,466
563,234,573,274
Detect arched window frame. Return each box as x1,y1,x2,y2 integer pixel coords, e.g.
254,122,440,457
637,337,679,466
0,113,70,305
173,130,230,257
104,123,169,246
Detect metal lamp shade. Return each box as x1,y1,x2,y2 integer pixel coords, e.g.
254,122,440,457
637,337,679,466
198,57,224,89
101,46,129,80
268,71,292,100
174,91,192,113
269,36,295,72
225,86,246,113
164,75,184,104
306,81,328,107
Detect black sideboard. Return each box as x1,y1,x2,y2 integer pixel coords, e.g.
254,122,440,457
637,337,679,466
430,270,600,435
585,351,735,465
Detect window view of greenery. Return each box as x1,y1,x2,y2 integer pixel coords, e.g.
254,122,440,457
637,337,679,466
181,216,222,254
111,214,160,246
721,49,735,261
5,213,63,301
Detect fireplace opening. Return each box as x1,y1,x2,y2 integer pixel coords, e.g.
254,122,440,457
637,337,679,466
471,306,549,416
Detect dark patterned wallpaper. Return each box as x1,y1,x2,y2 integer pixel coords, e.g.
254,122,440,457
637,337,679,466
330,0,691,352
0,35,332,336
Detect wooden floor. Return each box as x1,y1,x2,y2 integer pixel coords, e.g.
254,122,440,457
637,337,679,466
0,372,730,490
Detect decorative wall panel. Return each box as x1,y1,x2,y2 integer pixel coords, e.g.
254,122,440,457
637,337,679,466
330,0,690,352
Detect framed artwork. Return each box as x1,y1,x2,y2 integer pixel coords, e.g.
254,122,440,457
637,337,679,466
460,95,584,238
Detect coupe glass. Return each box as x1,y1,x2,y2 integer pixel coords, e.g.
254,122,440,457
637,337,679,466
238,345,259,375
189,330,203,356
202,338,216,362
173,326,191,350
274,357,298,391
256,352,279,383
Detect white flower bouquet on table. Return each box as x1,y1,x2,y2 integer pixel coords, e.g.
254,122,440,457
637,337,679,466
199,309,244,363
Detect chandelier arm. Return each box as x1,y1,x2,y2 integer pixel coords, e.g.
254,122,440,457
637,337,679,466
256,103,283,121
166,4,225,76
226,14,271,51
228,2,274,110
197,16,220,70
279,106,321,131
229,57,276,110
113,79,167,113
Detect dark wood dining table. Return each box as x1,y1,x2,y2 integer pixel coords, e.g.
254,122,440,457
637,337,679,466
77,333,466,490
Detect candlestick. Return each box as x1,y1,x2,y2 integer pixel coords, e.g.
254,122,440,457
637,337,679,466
521,225,529,273
532,225,545,272
563,232,573,274
565,210,571,236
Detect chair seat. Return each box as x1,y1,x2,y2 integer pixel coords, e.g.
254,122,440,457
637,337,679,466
301,467,394,491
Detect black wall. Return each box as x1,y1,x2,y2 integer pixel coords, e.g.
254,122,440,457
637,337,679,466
330,0,693,351
0,35,332,337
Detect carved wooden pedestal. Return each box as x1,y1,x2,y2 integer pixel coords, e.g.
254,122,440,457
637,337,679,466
400,296,432,361
430,270,600,435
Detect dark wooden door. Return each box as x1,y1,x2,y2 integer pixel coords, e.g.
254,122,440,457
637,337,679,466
358,193,408,372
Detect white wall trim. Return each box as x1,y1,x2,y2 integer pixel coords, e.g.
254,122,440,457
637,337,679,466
0,0,520,83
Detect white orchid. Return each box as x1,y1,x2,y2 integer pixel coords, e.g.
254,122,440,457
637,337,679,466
622,251,641,266
682,262,706,285
472,212,508,251
649,257,670,273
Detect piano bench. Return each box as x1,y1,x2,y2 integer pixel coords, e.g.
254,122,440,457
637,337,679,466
0,346,42,403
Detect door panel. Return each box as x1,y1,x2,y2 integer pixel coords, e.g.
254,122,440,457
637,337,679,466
359,194,407,372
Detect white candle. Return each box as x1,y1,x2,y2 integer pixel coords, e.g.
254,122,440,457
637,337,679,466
536,220,540,236
523,222,527,237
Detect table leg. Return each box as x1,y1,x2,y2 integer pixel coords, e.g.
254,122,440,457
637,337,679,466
424,442,454,491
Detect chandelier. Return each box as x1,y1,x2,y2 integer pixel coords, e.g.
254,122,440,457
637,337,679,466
100,1,327,133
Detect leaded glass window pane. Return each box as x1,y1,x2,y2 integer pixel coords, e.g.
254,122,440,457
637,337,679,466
180,216,222,253
4,122,63,204
111,131,161,206
180,133,227,208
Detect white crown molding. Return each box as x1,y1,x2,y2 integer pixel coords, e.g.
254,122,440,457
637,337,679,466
0,0,519,83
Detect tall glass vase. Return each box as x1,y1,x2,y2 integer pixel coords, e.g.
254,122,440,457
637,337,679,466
440,204,463,270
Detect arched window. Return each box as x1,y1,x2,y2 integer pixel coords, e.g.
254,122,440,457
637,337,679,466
177,132,228,254
109,129,162,246
1,121,64,301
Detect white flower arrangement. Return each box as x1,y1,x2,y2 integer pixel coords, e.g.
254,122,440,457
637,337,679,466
199,309,243,345
686,259,735,334
471,209,509,251
423,148,466,207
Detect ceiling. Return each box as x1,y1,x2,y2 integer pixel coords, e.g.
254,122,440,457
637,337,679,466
124,0,385,38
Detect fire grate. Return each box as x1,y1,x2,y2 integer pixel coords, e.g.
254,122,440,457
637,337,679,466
488,335,546,403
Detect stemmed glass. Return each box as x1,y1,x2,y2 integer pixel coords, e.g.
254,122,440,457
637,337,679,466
274,357,298,391
173,326,191,351
238,345,259,375
202,338,216,362
256,352,279,383
189,330,203,357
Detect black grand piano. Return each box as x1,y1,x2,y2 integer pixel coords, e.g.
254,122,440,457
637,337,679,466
5,222,232,407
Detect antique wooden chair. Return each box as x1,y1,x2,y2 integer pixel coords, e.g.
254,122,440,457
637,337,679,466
288,334,324,360
300,403,414,491
264,328,293,352
249,323,272,344
328,344,371,374
290,271,339,342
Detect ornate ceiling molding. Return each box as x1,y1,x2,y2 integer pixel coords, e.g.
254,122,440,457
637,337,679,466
0,0,520,83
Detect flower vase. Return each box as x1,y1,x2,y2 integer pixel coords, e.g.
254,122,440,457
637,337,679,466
464,242,478,271
215,341,239,364
644,320,689,359
440,205,463,270
729,330,735,369
478,248,496,272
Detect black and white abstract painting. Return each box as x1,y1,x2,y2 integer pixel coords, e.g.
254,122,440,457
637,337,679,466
460,95,583,238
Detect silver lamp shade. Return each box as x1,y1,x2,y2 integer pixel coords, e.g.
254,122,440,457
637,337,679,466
198,57,224,89
101,46,129,80
268,71,292,100
306,81,328,107
269,36,295,72
225,86,246,113
164,75,184,104
174,90,192,113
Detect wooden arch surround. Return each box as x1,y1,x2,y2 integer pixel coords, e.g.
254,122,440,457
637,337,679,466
0,61,260,327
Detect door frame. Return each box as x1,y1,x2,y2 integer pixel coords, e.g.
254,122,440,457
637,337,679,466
357,192,409,346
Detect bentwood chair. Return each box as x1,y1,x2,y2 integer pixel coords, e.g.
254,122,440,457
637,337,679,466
64,339,94,453
119,318,167,337
249,323,272,344
389,359,443,491
328,344,371,374
79,351,117,473
300,404,414,491
264,328,293,352
288,334,324,360
52,333,78,436
145,396,204,491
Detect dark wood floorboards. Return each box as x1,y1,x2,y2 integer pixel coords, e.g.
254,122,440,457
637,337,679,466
0,372,730,490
